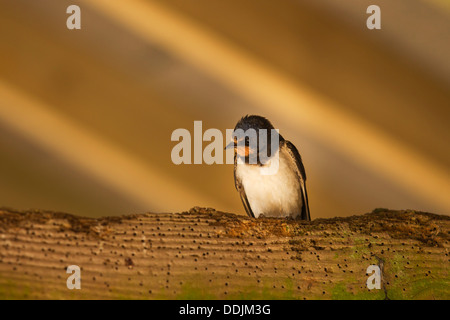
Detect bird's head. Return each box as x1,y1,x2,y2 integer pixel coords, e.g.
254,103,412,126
225,115,282,164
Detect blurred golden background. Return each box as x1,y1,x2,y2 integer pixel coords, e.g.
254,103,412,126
0,0,449,218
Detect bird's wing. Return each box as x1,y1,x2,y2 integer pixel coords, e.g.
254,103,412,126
234,157,255,218
284,140,311,221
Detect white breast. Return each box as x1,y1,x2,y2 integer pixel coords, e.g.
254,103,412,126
235,148,303,218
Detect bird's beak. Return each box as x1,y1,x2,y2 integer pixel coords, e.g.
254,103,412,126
225,141,235,150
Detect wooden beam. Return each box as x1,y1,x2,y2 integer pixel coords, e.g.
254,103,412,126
0,207,448,299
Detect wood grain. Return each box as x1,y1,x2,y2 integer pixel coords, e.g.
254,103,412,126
0,207,448,299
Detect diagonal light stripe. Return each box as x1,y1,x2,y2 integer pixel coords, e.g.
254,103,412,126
0,79,217,213
424,0,450,12
84,0,450,212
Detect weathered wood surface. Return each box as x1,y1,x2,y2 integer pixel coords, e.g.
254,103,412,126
0,207,448,299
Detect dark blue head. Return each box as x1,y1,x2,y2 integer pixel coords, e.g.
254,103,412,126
234,115,275,132
226,115,283,164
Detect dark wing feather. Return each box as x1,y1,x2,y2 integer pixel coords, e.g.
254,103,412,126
234,156,255,218
284,140,311,221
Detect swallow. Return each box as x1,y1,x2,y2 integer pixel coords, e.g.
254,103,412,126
226,115,311,220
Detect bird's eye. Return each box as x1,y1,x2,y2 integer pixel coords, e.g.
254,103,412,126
244,137,250,146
